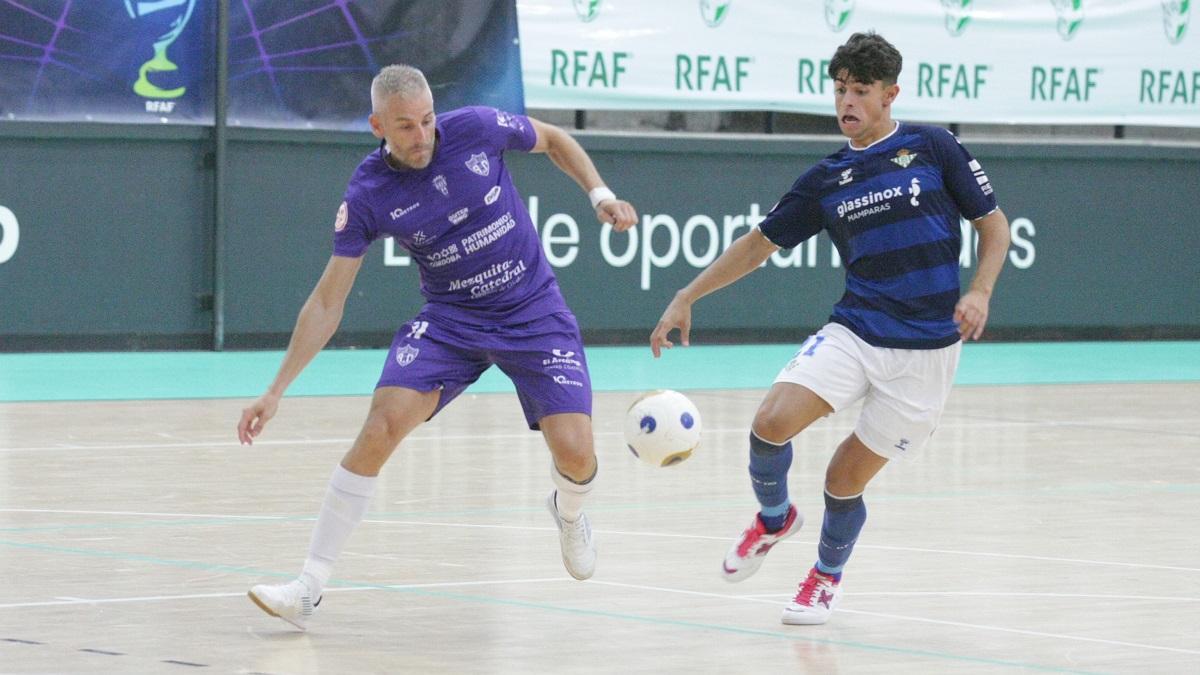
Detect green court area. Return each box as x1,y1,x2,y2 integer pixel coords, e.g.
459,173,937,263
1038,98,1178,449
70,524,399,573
0,341,1196,402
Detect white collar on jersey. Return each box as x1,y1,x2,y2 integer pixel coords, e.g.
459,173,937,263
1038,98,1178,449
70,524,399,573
847,121,901,152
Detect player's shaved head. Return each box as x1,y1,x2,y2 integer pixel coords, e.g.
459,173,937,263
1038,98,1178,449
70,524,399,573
371,64,430,112
828,32,902,85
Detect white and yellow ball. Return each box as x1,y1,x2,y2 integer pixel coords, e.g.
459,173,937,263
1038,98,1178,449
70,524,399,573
624,389,702,467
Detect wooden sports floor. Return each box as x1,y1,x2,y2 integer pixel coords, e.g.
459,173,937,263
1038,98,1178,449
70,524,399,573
0,344,1197,673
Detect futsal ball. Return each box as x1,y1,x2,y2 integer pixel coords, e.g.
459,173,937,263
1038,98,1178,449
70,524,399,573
624,389,702,467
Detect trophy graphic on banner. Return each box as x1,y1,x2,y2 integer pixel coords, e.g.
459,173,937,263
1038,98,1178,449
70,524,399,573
124,0,197,99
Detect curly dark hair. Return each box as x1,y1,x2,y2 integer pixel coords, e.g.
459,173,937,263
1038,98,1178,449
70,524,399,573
827,32,902,85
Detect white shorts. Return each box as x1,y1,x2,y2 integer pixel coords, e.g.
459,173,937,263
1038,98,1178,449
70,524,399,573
773,322,961,460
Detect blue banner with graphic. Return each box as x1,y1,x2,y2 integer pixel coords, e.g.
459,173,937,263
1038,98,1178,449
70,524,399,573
0,0,214,122
0,1,524,128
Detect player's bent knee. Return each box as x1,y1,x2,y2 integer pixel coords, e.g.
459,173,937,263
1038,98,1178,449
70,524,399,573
750,415,792,446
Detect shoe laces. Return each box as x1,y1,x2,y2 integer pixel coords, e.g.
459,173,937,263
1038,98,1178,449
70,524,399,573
561,513,592,551
735,519,768,557
794,570,836,607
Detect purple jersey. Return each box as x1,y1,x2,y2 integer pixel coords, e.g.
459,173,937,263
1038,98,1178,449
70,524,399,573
334,106,568,326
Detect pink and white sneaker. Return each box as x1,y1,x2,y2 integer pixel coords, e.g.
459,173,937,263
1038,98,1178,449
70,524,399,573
721,505,803,582
781,567,842,625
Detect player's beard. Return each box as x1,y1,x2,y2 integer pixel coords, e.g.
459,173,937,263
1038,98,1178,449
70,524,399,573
386,141,435,170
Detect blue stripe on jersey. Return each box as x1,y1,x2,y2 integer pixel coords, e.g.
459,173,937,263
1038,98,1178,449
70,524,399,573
845,261,960,301
839,288,961,322
846,215,957,264
852,239,960,281
830,307,960,348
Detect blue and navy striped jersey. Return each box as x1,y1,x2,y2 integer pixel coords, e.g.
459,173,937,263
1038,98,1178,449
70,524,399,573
759,123,997,349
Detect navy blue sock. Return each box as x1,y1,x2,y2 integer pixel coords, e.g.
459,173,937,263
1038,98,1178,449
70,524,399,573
815,491,867,577
748,432,793,532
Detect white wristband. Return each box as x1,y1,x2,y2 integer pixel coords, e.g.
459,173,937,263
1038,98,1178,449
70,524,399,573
588,186,617,209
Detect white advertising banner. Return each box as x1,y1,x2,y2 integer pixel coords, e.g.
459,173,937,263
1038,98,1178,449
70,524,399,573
517,0,1199,126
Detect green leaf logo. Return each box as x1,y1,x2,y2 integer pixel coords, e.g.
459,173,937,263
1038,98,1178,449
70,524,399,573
1051,0,1084,40
941,0,973,37
573,0,601,23
824,0,855,32
700,0,732,28
1163,0,1190,44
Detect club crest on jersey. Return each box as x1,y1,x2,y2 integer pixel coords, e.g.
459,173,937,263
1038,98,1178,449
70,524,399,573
838,168,854,185
890,149,918,168
466,153,490,176
433,174,449,196
395,344,420,367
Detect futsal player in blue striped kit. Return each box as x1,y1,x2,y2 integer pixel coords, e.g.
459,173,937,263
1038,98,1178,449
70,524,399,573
650,32,1011,625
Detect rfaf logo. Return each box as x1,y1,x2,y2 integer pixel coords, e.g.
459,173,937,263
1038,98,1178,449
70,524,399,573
699,0,732,28
941,0,973,37
824,0,855,32
1051,0,1084,40
1164,0,1190,44
573,0,601,22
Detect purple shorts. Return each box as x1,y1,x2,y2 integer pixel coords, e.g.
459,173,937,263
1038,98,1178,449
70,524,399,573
376,310,592,429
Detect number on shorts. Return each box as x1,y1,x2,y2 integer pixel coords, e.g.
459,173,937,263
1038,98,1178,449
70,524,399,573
799,334,825,357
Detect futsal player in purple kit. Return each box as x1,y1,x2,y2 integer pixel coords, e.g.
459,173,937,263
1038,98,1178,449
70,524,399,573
651,33,1010,625
238,64,637,630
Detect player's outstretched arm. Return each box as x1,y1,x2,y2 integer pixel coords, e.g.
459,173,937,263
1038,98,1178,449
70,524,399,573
955,208,1010,341
527,118,638,231
650,229,779,357
237,254,364,445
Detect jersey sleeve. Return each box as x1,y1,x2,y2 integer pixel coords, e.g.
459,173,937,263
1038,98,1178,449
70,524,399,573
929,127,997,220
757,167,826,249
468,106,537,153
332,190,377,258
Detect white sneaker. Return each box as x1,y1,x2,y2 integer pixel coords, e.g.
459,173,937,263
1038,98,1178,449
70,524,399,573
781,567,842,625
248,579,320,630
721,505,803,582
546,490,596,580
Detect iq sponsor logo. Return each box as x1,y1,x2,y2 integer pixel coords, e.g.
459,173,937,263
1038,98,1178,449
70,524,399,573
700,0,732,27
390,202,419,220
0,205,19,264
553,374,585,387
824,0,854,32
1051,0,1084,40
1164,0,1190,44
942,0,973,37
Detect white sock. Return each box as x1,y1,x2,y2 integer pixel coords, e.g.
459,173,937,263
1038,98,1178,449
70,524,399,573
299,464,376,597
551,460,595,521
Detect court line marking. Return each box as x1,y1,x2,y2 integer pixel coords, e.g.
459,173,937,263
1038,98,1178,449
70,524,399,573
3,509,1198,573
6,414,1190,453
741,591,1200,602
0,547,1102,675
0,578,569,610
586,580,1200,657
